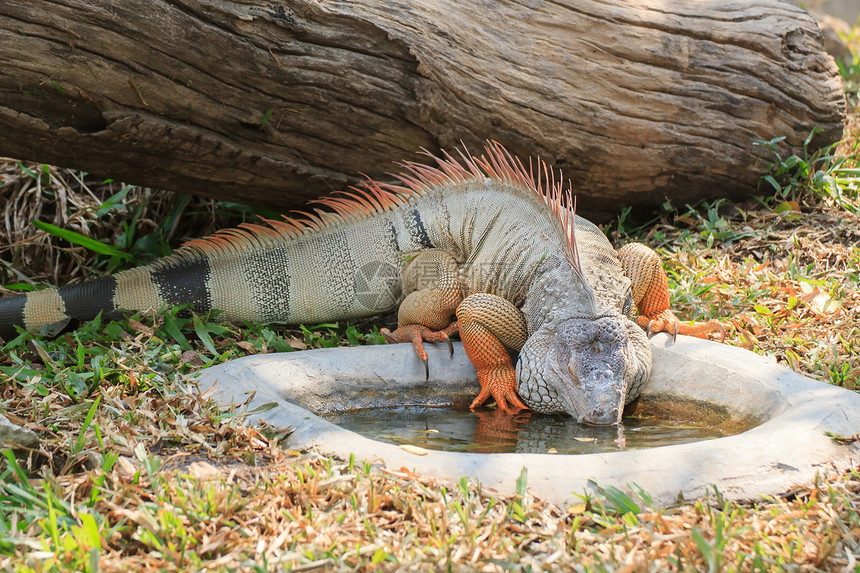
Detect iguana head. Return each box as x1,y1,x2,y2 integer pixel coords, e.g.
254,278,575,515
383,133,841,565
519,315,634,425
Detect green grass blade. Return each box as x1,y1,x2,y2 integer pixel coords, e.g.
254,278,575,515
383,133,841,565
32,220,132,260
193,314,218,355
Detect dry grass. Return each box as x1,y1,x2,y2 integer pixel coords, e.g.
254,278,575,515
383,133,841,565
0,164,257,293
3,59,860,571
640,196,860,390
1,151,859,571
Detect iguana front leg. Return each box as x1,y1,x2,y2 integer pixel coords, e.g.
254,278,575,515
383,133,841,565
618,243,724,341
381,250,463,378
382,251,530,412
456,293,529,412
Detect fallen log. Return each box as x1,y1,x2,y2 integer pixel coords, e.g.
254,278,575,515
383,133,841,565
0,0,845,220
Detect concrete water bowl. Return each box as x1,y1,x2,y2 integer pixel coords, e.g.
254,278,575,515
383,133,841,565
198,336,860,506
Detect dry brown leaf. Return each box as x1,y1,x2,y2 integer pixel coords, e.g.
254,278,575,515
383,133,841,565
799,282,840,314
236,340,255,352
181,350,204,366
128,318,154,337
115,456,138,478
188,460,221,480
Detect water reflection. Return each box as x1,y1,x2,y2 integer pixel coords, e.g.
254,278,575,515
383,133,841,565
324,405,729,454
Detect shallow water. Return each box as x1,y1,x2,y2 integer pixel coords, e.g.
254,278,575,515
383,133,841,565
324,404,736,454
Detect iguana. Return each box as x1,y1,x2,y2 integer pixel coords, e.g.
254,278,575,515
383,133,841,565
0,142,722,425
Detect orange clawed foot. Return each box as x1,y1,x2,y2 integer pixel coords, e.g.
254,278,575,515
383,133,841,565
381,322,459,380
637,309,725,343
455,292,530,414
618,243,726,344
469,364,530,413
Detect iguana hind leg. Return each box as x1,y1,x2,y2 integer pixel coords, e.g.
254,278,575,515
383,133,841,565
456,293,529,413
618,243,724,341
381,250,463,378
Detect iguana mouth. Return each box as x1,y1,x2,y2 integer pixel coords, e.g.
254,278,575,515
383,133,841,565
542,356,622,425
568,365,623,426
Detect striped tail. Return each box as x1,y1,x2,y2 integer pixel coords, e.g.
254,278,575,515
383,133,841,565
0,255,212,341
0,277,120,340
0,290,29,340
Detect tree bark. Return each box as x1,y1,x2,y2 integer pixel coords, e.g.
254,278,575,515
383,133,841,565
0,0,845,221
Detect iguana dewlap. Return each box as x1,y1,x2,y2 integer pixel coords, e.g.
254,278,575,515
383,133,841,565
0,142,722,425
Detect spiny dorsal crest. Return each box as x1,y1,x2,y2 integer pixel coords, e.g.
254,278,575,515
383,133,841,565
180,141,593,294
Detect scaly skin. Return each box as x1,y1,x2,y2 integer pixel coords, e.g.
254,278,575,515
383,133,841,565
456,293,529,412
618,243,725,341
383,242,722,418
0,142,725,425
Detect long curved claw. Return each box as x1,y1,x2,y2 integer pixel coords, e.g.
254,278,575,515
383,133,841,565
473,386,529,413
380,323,458,379
442,321,459,356
469,368,530,413
469,386,493,410
637,310,723,342
620,243,727,345
469,387,529,413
